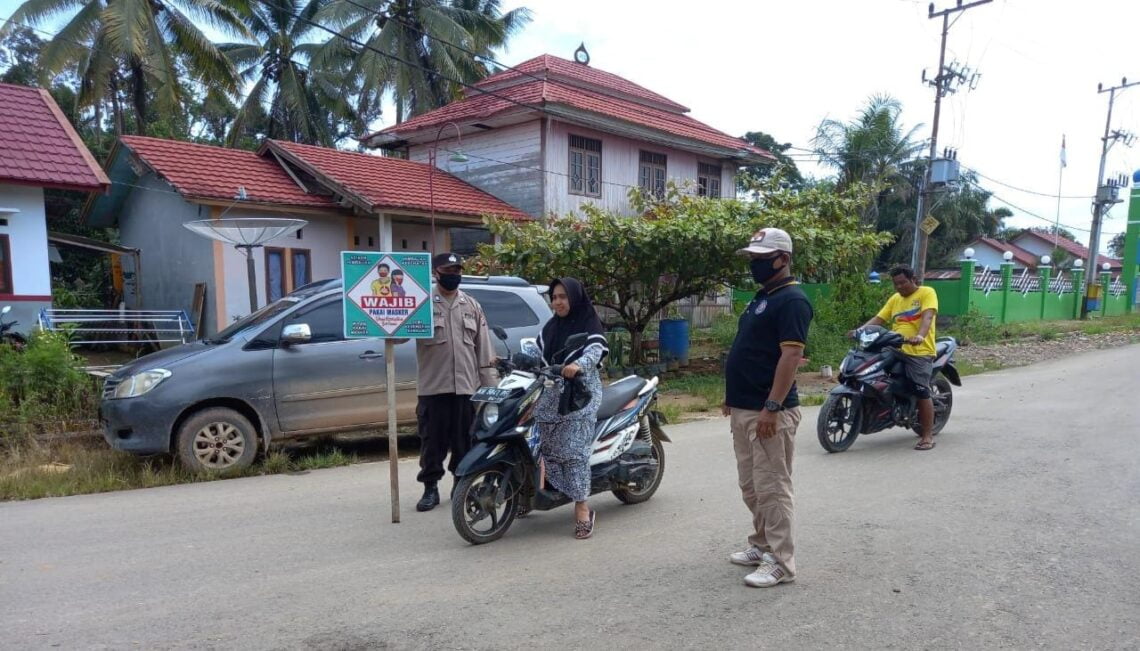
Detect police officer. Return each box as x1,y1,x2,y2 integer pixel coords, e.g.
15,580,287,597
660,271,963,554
414,252,497,512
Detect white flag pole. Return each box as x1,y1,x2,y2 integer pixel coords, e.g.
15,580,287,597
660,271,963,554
1055,134,1066,248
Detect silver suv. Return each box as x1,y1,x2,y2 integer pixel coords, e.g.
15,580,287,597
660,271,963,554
99,276,552,472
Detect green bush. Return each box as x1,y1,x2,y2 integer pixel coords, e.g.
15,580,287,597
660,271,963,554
947,305,1001,345
0,330,98,444
804,275,893,371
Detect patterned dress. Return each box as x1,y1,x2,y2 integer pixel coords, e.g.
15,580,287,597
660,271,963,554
535,343,605,502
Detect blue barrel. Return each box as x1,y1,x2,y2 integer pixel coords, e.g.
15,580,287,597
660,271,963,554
659,318,690,365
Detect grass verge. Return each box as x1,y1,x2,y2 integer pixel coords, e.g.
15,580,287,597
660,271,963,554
0,442,356,501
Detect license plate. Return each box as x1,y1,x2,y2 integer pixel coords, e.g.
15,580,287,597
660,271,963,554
471,387,512,403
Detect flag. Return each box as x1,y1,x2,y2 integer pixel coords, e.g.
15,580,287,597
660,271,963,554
1060,134,1067,168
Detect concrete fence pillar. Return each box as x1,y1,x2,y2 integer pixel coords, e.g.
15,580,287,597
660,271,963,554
1000,262,1013,324
959,258,975,315
1038,266,1052,320
1071,268,1085,319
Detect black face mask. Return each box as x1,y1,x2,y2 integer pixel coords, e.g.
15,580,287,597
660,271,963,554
437,273,462,291
750,257,782,284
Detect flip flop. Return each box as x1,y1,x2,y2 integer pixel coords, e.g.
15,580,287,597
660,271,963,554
575,509,596,539
914,440,936,451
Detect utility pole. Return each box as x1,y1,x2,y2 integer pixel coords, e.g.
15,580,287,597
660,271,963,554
1081,77,1139,318
912,0,991,279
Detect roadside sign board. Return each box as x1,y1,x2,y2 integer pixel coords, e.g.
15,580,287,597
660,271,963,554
920,215,941,235
341,251,433,339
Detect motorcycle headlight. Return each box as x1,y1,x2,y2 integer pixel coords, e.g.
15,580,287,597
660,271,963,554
112,369,172,399
482,403,500,427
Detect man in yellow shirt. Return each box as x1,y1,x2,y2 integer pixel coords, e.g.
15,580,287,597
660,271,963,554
857,265,939,451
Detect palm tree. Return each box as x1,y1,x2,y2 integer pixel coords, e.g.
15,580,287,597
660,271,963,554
318,0,531,123
812,94,926,224
220,0,363,146
2,0,250,135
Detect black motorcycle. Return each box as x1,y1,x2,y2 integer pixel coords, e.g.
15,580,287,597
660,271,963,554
451,329,669,544
817,325,960,453
0,305,27,349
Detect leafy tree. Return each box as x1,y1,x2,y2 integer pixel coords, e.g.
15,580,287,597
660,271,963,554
737,131,802,190
219,0,371,146
3,0,251,135
1107,232,1125,259
318,0,531,123
0,25,44,86
812,94,926,225
474,180,891,363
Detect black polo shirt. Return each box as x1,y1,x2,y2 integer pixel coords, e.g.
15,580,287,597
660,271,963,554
725,278,813,410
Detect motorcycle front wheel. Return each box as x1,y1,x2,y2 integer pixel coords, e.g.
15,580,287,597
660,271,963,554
452,466,519,545
817,393,863,453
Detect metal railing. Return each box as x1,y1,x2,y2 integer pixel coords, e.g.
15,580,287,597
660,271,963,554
38,309,196,347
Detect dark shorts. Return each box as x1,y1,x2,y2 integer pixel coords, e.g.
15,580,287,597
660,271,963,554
901,355,934,399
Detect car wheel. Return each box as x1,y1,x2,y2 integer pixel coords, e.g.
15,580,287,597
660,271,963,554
176,407,258,473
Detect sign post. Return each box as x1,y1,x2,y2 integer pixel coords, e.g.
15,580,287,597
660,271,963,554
342,251,434,522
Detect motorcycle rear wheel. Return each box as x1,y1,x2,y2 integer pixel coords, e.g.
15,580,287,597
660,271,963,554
913,376,953,436
452,467,519,545
612,438,665,504
817,393,863,453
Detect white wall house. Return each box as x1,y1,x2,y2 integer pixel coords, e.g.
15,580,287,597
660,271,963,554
86,136,527,334
366,53,771,218
0,82,109,333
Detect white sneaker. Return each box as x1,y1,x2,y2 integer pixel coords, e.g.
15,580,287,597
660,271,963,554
729,546,767,566
744,554,794,588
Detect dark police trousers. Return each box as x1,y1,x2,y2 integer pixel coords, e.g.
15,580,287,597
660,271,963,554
416,393,475,485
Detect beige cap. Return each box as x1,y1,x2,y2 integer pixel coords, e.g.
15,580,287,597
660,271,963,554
737,227,793,256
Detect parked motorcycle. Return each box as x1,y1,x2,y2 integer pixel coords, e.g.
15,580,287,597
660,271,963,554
816,325,960,453
452,328,670,544
0,306,27,349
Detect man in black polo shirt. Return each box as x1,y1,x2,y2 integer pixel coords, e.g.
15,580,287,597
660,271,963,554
722,227,813,588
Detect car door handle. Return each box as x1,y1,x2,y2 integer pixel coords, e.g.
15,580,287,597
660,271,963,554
359,351,384,360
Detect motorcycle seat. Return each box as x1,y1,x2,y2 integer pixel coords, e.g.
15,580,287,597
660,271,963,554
596,376,648,420
935,337,957,357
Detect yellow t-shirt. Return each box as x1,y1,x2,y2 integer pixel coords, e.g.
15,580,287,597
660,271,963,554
876,285,938,357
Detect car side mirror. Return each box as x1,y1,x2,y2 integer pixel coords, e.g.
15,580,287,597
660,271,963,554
491,325,508,341
282,323,312,345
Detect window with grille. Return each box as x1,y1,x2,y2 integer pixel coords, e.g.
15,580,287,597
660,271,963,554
639,151,667,198
569,135,602,197
698,162,722,198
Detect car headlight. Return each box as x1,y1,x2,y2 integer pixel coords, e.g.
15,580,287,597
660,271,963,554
112,369,172,399
482,403,500,427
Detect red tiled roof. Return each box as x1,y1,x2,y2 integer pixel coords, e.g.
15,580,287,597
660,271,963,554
0,82,109,191
369,55,769,160
266,140,529,219
974,236,1039,268
1014,229,1122,269
119,136,336,208
473,54,689,112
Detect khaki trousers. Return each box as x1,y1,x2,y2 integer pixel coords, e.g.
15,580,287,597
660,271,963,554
730,407,802,577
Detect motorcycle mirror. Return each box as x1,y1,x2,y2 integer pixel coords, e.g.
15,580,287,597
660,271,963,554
1,306,10,315
491,325,508,341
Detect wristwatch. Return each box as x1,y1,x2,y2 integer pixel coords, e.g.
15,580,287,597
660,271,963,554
764,399,783,412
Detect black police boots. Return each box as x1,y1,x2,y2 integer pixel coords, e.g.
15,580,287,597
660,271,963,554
416,483,440,512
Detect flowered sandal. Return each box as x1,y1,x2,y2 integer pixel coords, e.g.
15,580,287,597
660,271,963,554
575,509,596,539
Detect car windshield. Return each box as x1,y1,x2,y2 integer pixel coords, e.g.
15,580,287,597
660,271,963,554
208,299,299,343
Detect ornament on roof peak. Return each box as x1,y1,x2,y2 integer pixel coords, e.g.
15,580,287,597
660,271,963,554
573,43,590,66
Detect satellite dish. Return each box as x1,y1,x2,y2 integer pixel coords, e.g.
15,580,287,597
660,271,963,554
184,218,307,312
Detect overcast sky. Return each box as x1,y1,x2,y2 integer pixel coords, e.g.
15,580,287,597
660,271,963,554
3,0,1137,252
490,0,1139,251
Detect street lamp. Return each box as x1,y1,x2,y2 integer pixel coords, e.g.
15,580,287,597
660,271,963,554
963,247,975,259
1002,250,1014,262
1041,255,1052,266
427,122,469,256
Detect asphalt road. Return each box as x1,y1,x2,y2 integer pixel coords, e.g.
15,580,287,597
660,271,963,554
2,345,1138,650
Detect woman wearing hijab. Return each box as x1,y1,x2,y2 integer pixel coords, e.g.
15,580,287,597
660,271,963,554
535,277,609,539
